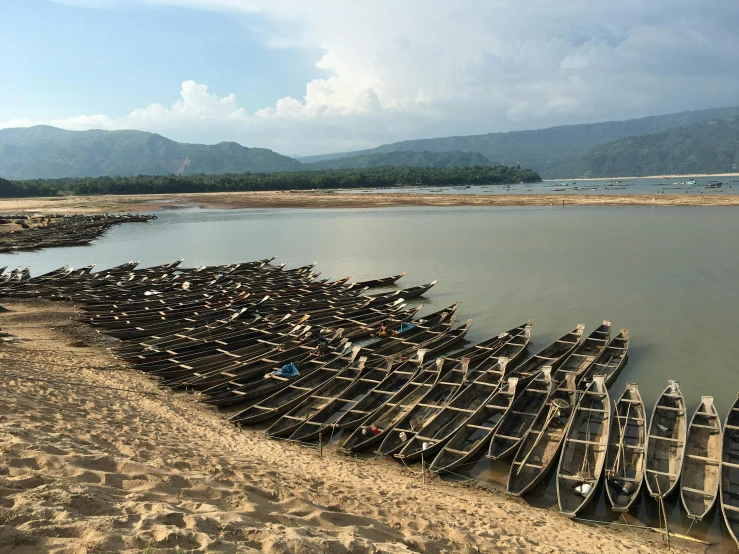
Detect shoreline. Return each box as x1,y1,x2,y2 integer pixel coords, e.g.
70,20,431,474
0,300,694,553
545,172,739,181
1,190,739,215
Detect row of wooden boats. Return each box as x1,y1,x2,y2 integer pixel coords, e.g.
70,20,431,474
0,213,156,253
3,258,737,548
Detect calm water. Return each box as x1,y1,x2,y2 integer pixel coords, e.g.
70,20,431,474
4,205,739,548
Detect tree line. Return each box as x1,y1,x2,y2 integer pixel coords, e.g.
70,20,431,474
0,165,541,198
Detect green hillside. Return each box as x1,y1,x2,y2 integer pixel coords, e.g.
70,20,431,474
0,126,302,179
306,150,493,169
301,106,739,177
572,118,739,177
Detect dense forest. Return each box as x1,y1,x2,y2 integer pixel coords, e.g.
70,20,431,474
308,150,493,169
570,117,739,177
301,106,739,178
0,165,541,198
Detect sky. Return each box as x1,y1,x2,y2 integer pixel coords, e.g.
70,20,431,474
2,0,738,156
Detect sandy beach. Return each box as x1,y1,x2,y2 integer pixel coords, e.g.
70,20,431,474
1,190,739,216
0,300,694,553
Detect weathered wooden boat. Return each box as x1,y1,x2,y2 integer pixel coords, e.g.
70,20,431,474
681,396,721,520
578,330,629,389
178,329,346,392
230,351,367,425
290,354,455,445
604,383,645,512
505,324,584,386
375,356,473,456
444,320,532,363
551,321,610,383
488,367,556,460
396,357,512,463
507,372,577,496
266,353,425,439
204,341,357,407
430,376,518,473
556,375,610,517
350,273,406,288
720,393,739,549
644,380,687,498
369,280,438,301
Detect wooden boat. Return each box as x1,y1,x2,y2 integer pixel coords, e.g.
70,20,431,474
267,352,425,439
430,377,518,473
681,396,721,520
344,324,531,455
397,357,511,463
350,273,405,288
334,357,455,452
230,351,366,425
448,320,532,363
556,375,610,517
578,330,629,389
720,393,739,549
203,340,354,407
376,357,473,456
369,280,438,301
604,383,646,512
507,372,577,496
488,367,556,460
506,324,584,386
552,321,610,383
425,327,532,473
644,380,687,498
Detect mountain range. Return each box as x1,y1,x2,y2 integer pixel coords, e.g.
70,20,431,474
2,105,739,180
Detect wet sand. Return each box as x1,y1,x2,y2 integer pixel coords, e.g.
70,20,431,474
1,190,738,215
0,301,689,553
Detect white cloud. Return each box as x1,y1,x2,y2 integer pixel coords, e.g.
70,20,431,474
14,1,739,154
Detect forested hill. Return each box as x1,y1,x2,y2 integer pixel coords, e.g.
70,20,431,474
300,106,739,178
306,150,493,169
0,126,303,179
569,118,739,177
0,165,540,198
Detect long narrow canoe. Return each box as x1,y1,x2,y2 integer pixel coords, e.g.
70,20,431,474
336,357,454,454
644,380,687,498
507,372,577,496
604,382,646,512
229,349,365,425
204,340,355,407
290,354,446,444
488,367,557,460
340,325,529,454
376,356,473,456
426,327,533,473
557,375,610,517
552,321,610,383
506,324,584,386
394,357,511,463
577,330,629,389
681,396,721,520
268,353,425,440
720,394,739,549
350,273,406,288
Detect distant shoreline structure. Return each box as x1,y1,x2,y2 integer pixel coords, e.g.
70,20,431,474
546,172,739,182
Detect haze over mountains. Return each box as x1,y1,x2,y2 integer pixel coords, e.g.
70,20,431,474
2,106,739,180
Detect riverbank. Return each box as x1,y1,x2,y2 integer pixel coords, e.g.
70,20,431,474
1,190,739,215
0,300,685,554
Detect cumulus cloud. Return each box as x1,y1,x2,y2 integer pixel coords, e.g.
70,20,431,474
13,0,739,154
